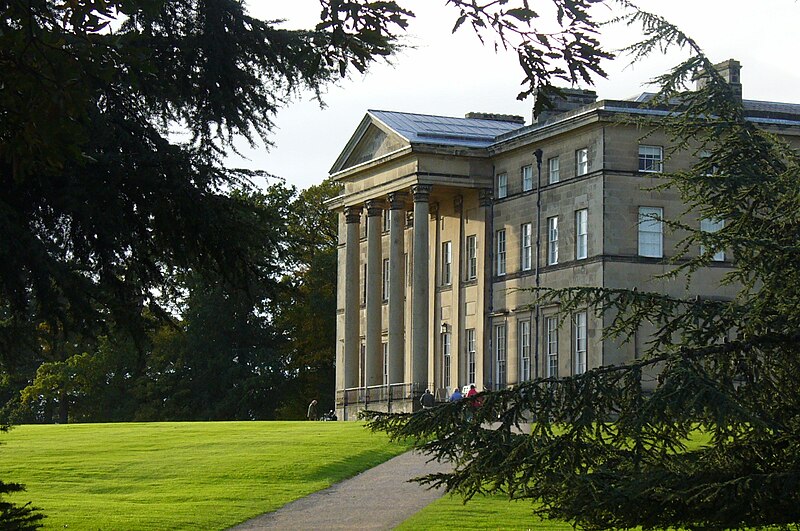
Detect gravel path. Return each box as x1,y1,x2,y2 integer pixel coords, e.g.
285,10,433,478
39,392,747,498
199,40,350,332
229,450,452,530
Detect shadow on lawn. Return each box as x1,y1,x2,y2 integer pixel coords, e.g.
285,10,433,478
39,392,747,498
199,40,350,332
301,448,402,483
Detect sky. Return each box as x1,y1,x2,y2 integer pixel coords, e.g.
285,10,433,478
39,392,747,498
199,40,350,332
229,1,800,191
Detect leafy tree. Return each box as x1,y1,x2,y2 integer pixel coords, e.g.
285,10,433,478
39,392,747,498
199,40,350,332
16,331,145,423
133,277,289,421
368,6,800,531
274,180,342,419
128,186,293,421
0,0,411,362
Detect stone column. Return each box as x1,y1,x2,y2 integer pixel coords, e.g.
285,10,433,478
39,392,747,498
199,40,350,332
411,185,432,389
343,206,362,389
480,188,493,390
365,200,384,388
387,192,407,385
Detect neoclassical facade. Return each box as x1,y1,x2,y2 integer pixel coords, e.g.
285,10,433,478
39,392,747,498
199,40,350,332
328,60,800,420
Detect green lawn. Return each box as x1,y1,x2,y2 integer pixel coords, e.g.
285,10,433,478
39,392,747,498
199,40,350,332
398,493,573,530
1,421,409,530
400,428,718,531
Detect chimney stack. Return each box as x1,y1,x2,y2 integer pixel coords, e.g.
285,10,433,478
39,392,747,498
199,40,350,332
696,59,742,101
533,88,598,125
464,112,525,125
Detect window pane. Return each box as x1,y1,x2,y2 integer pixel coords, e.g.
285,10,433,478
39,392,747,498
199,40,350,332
522,165,533,191
495,324,506,389
467,329,476,384
442,241,452,285
638,207,663,258
548,216,559,265
574,312,587,374
576,149,588,176
382,343,388,384
521,223,532,271
382,209,391,232
496,229,506,276
519,320,531,381
546,316,559,378
576,209,588,260
442,333,451,388
466,235,477,280
638,145,663,172
497,172,508,199
382,258,390,301
549,157,560,183
700,218,725,261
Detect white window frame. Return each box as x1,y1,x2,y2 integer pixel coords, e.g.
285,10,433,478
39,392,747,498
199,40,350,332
699,150,719,176
548,216,559,265
382,209,391,232
521,223,532,271
546,316,559,378
522,165,533,191
495,323,507,389
638,206,664,258
442,241,452,285
548,156,560,184
576,148,589,176
466,235,478,280
574,312,587,375
497,172,508,199
575,209,588,260
382,258,390,302
466,328,476,385
518,320,531,381
360,343,366,388
496,229,506,276
361,263,367,304
442,332,451,389
639,145,663,173
382,342,388,385
700,218,725,261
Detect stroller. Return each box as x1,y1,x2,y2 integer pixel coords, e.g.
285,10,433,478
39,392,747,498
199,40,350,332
320,410,338,421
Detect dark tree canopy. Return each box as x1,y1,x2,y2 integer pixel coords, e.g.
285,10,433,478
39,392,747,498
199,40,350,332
0,0,411,361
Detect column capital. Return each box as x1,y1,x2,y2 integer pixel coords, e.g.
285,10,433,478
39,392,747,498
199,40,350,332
453,194,463,213
344,205,362,224
429,201,439,220
387,191,408,210
364,200,384,217
479,188,493,207
411,184,432,202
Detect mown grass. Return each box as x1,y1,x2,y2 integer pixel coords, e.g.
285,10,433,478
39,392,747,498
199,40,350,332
400,428,718,530
1,421,409,530
397,493,573,530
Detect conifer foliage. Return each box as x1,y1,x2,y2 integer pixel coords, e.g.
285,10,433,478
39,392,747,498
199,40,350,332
0,480,44,530
367,6,800,531
0,0,410,361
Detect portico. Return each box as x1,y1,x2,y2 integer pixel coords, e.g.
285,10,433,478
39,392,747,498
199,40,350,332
329,110,522,419
337,183,437,418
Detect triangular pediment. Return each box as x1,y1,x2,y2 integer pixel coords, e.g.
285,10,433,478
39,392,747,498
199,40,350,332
344,124,406,168
330,114,409,175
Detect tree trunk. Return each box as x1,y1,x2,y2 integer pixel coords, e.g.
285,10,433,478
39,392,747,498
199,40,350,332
58,390,69,424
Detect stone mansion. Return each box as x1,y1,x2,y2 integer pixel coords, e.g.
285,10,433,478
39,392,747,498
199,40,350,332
327,60,800,420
